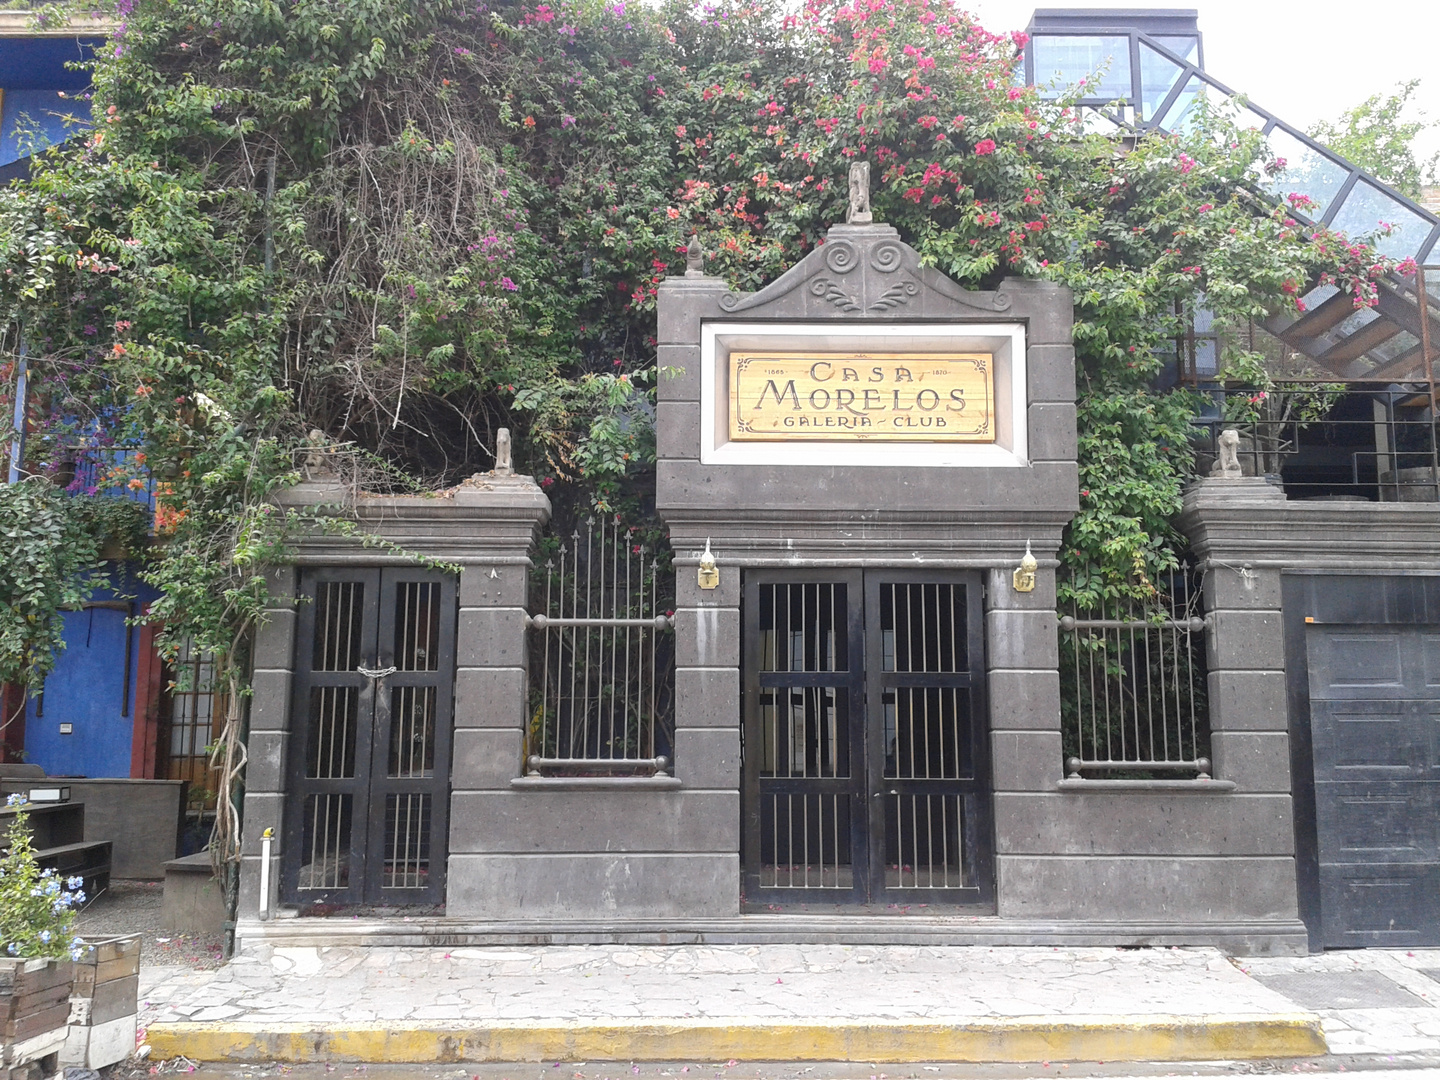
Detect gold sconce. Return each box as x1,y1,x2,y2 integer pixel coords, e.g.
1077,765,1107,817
698,538,719,590
1012,540,1037,593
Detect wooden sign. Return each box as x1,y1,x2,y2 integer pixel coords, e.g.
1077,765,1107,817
728,352,995,441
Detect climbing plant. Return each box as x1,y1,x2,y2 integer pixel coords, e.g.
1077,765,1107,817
0,0,1412,766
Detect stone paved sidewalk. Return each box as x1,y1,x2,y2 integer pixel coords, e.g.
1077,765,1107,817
1242,948,1440,1056
133,944,1440,1062
138,944,1292,1027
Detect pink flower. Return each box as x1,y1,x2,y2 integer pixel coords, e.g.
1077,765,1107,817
974,139,997,155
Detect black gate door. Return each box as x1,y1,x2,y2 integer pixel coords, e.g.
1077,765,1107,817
1307,624,1440,946
742,569,992,909
283,567,456,907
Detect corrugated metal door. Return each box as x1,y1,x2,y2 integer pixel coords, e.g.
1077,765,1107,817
1307,625,1440,946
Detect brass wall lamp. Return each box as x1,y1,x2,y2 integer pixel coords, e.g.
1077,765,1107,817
698,538,719,590
1012,540,1037,593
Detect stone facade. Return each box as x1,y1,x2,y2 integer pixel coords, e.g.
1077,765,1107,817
1180,479,1440,950
235,217,1436,956
649,220,1307,952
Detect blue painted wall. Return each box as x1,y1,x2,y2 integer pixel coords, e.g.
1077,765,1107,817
0,35,101,166
23,566,161,778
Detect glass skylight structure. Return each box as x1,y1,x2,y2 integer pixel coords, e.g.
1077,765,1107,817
1021,9,1440,381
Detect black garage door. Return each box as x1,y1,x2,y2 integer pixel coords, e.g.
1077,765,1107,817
1306,624,1440,947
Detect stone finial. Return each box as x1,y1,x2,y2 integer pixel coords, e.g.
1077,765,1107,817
1210,428,1243,479
684,232,705,277
494,427,514,476
846,161,873,224
302,428,337,480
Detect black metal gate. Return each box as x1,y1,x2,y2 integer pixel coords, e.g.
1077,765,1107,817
1306,623,1440,946
283,567,456,907
741,569,992,909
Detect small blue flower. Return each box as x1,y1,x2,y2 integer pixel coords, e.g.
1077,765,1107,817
66,876,83,890
39,931,50,944
6,943,17,955
5,793,26,807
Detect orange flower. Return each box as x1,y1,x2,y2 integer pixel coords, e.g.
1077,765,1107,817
522,116,536,128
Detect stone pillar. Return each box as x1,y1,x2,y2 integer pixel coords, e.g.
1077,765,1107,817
441,481,552,916
1176,477,1299,927
987,560,1065,916
237,565,298,919
670,550,742,911
1181,478,1293,796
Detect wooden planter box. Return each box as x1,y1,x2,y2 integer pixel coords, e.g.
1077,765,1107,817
1,958,73,1080
62,935,141,1070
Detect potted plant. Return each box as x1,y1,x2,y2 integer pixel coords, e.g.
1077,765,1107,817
1,795,87,1080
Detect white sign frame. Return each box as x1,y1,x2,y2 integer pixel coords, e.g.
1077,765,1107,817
699,321,1029,468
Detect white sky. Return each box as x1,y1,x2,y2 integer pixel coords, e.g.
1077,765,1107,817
968,0,1440,174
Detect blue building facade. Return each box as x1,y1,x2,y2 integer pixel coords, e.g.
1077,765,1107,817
21,569,163,778
0,16,102,178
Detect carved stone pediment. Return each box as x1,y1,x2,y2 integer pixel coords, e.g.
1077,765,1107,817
718,223,1011,319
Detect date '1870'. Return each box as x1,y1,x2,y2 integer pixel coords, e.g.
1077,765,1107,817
728,352,995,442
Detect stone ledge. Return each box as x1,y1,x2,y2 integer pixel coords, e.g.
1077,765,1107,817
508,776,684,791
1057,779,1237,794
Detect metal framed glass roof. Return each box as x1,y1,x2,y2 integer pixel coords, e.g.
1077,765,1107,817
1022,9,1439,382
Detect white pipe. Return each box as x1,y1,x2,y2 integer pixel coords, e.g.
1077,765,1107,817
8,345,27,484
258,828,273,921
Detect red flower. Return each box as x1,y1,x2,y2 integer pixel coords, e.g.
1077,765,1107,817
974,139,997,155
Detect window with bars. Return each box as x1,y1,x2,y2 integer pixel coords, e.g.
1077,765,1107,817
160,639,224,812
525,516,675,777
1058,569,1212,780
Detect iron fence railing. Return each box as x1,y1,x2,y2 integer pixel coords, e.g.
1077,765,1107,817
1192,382,1439,502
1060,574,1211,779
525,516,675,777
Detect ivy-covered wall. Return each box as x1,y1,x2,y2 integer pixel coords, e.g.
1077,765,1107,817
0,0,1410,798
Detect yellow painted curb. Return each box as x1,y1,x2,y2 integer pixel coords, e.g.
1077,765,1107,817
146,1013,1326,1064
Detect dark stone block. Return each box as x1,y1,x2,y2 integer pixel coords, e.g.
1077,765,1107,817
994,792,1295,855
997,855,1300,920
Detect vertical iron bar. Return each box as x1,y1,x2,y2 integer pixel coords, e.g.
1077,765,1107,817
582,520,594,756
1416,265,1438,495
566,536,578,758
625,537,634,756
1142,615,1155,761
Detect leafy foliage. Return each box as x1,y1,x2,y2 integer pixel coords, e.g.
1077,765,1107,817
0,0,1409,674
0,477,144,690
0,797,86,961
1309,80,1438,199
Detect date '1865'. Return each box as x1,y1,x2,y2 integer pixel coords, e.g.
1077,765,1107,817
728,352,995,442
